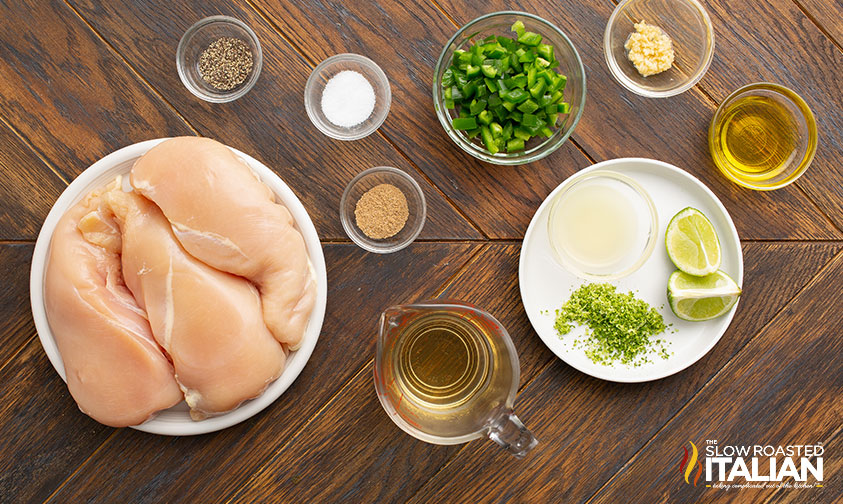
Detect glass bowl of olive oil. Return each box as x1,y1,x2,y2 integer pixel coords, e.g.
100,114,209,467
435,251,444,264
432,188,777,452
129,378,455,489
709,83,817,191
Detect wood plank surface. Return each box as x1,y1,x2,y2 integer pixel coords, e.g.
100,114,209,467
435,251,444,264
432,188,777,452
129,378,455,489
758,425,842,504
408,241,841,503
233,241,838,504
587,248,843,503
225,244,556,503
0,0,194,179
0,125,67,241
797,0,843,48
227,0,596,239
0,338,114,503
0,0,841,503
65,0,481,241
695,0,843,233
45,243,480,504
0,245,37,366
436,0,841,241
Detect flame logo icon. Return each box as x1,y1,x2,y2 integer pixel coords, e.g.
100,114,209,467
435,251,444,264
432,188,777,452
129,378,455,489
678,441,702,486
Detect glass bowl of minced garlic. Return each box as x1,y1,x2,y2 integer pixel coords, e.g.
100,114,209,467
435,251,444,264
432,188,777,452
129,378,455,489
603,0,714,98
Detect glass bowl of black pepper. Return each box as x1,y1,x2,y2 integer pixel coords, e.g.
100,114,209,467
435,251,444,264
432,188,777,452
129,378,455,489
177,16,262,103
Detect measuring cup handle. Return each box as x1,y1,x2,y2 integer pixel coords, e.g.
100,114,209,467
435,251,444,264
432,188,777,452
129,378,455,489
487,409,538,458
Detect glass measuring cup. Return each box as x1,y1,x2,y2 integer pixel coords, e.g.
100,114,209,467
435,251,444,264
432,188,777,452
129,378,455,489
374,300,537,457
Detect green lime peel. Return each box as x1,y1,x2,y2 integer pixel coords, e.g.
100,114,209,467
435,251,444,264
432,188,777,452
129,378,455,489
553,283,672,367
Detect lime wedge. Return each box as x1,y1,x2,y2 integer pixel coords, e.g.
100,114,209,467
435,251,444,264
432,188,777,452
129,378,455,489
666,207,721,276
668,270,741,321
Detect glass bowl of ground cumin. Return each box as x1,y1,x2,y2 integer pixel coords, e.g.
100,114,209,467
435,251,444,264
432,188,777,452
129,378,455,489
177,16,262,103
340,166,426,253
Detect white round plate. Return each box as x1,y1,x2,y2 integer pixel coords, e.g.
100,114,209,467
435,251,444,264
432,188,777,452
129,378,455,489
519,158,742,382
30,138,327,435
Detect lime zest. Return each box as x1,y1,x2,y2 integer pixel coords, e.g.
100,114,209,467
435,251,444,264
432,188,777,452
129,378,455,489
552,283,670,367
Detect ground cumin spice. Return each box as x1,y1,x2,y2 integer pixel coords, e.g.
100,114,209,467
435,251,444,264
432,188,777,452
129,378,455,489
355,184,409,239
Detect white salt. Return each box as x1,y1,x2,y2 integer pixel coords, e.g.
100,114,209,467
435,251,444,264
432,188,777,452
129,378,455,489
321,70,376,128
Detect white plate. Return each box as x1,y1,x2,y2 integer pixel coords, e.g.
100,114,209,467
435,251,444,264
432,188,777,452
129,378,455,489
519,158,742,382
30,138,327,435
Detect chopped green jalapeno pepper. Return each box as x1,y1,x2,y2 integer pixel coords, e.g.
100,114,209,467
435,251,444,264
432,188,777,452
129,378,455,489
452,117,477,130
442,21,572,154
518,31,542,47
469,99,487,115
517,99,539,114
502,88,529,104
506,138,525,152
480,125,499,154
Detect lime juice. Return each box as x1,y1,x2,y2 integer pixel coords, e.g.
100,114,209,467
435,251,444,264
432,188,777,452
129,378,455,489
547,172,656,279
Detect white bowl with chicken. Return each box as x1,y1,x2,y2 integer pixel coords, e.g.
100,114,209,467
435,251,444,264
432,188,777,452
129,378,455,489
30,138,327,435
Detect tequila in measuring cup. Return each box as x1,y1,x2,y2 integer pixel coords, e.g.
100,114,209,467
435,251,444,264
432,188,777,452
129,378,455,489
375,300,537,457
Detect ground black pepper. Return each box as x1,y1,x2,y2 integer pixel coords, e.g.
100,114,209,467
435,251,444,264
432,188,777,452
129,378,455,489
198,37,253,91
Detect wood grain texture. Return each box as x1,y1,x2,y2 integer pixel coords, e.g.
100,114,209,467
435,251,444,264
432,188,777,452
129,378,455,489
0,125,66,240
695,0,843,234
758,426,841,504
66,0,481,241
408,242,841,504
436,0,841,240
229,359,460,504
0,0,194,180
0,1,841,503
797,0,843,48
225,244,551,503
45,243,481,504
241,0,595,239
0,245,36,366
437,244,556,385
588,249,843,504
0,338,114,503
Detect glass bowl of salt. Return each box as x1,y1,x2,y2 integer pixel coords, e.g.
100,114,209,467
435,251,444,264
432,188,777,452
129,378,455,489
304,54,391,140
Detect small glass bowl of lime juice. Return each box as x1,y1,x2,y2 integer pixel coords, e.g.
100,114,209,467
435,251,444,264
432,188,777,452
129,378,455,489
547,170,657,280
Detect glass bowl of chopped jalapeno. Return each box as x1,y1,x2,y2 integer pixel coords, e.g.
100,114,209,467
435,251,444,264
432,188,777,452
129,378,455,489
433,11,586,165
177,16,263,103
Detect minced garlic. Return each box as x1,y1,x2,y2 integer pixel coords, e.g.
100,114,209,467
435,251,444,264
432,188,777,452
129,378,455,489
624,21,675,77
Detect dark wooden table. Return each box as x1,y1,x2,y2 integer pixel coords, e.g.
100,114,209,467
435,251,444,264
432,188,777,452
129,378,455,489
1,0,841,502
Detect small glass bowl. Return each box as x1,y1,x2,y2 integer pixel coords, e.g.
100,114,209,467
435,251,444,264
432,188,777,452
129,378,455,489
433,11,586,165
709,83,817,191
176,16,262,103
547,170,657,280
340,167,426,253
304,54,391,141
604,0,714,98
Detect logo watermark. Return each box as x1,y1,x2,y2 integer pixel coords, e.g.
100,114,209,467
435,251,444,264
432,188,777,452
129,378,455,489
678,440,824,490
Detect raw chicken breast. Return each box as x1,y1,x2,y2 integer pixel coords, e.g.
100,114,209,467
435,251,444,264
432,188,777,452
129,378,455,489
99,185,286,420
131,137,315,350
44,183,182,427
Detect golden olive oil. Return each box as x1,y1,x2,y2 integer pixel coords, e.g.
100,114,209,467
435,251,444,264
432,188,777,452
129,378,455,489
380,310,514,439
713,95,798,186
